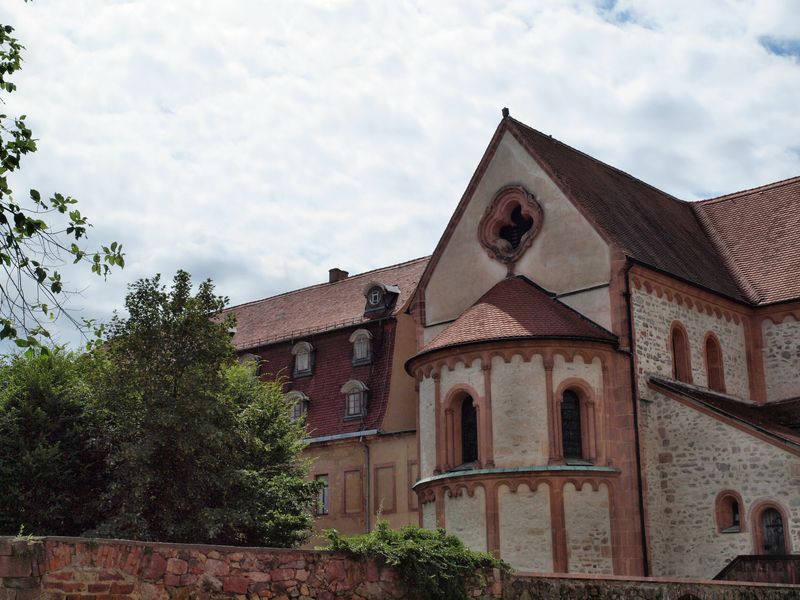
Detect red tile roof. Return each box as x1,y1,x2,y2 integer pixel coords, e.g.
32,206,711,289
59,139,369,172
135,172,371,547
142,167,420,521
694,176,800,305
417,277,616,356
506,118,747,302
226,257,429,351
649,375,800,449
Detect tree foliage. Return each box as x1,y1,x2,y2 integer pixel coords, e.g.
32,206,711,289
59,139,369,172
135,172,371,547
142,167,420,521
0,21,124,348
325,522,509,600
0,350,110,535
93,270,318,546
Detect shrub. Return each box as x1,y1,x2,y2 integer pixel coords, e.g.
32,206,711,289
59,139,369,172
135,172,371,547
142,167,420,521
325,522,509,600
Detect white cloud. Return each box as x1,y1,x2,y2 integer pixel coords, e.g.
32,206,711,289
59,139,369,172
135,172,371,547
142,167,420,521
1,0,799,346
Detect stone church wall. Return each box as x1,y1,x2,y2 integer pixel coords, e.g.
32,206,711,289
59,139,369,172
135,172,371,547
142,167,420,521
491,354,549,467
641,390,800,579
563,483,613,574
631,284,749,399
762,315,800,401
444,486,488,553
498,482,553,572
418,375,436,479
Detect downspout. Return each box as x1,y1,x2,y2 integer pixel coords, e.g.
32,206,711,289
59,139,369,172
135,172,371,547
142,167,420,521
623,259,651,576
361,436,371,532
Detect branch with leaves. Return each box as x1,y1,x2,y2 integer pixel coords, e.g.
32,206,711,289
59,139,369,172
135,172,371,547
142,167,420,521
0,23,124,349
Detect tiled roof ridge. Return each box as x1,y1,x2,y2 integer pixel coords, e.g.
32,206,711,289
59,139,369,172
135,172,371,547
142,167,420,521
507,117,687,205
225,256,430,312
692,205,762,304
697,174,800,205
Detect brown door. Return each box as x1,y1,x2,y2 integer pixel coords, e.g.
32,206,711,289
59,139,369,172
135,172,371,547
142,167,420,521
761,508,786,555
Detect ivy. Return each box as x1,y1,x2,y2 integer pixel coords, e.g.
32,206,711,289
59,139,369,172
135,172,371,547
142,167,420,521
325,522,509,600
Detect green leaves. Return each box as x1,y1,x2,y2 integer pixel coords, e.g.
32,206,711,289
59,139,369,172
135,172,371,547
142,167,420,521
0,16,124,348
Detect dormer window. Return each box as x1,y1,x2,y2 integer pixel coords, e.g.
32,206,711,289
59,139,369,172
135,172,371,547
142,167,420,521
368,287,383,307
341,380,368,419
291,341,314,377
349,329,373,365
286,391,310,422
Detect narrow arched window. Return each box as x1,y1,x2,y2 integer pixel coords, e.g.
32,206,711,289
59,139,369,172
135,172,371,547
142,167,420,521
670,323,692,383
341,380,368,419
705,334,726,393
561,390,583,460
716,491,742,533
460,396,478,464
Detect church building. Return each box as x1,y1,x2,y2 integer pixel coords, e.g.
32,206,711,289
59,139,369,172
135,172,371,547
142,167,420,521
227,112,800,580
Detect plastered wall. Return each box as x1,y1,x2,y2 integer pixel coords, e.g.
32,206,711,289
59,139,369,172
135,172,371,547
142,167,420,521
444,486,488,552
498,483,553,572
762,316,800,401
440,359,485,398
631,285,749,399
419,376,436,479
424,132,611,327
421,500,437,529
641,390,800,578
491,354,549,466
563,483,613,574
558,286,613,332
553,354,603,393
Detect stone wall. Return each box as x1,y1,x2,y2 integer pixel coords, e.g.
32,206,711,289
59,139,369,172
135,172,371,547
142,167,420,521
641,390,800,578
762,316,800,401
563,483,613,575
444,487,488,552
497,482,552,572
631,285,749,399
0,537,501,600
2,537,797,600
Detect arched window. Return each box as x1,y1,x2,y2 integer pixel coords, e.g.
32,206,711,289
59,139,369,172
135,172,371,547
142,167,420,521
753,503,790,555
460,396,478,465
349,329,373,365
285,391,309,422
716,491,743,533
670,323,692,383
705,333,726,393
561,389,583,460
291,341,314,377
341,380,368,419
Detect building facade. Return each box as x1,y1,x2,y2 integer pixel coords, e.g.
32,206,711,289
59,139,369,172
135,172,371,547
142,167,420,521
228,113,800,579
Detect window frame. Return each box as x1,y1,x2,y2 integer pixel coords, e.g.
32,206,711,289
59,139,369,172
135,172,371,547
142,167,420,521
670,321,693,383
349,328,373,366
704,331,726,393
286,391,309,422
715,490,744,533
291,341,314,377
341,380,369,420
314,474,330,516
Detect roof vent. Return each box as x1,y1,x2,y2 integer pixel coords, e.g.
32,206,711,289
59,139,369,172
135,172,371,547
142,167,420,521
329,268,349,283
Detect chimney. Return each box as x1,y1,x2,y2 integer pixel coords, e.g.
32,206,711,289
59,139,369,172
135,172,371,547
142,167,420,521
329,268,349,283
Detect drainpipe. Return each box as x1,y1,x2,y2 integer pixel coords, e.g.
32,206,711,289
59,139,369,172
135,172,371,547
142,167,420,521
361,436,371,532
623,259,651,576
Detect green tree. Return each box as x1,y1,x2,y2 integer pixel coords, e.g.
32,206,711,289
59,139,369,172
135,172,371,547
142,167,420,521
0,22,124,348
95,270,317,546
0,350,110,535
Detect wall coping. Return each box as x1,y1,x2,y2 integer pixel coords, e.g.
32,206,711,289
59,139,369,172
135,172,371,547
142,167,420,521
511,571,800,589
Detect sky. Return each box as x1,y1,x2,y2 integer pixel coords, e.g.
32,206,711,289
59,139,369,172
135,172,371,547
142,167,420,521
1,0,799,347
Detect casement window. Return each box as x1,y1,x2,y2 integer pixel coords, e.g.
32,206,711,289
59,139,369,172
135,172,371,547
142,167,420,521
315,474,329,515
560,389,583,460
670,322,692,383
291,341,314,377
341,380,368,419
349,329,373,365
704,333,726,393
285,391,309,422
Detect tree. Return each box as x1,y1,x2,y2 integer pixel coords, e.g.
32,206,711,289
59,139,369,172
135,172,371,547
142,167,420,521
0,21,124,348
94,270,317,546
0,350,110,535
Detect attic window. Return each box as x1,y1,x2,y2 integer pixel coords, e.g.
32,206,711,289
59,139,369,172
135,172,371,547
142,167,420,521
341,380,368,419
478,185,544,264
368,286,383,307
349,328,373,365
498,204,534,250
286,391,309,422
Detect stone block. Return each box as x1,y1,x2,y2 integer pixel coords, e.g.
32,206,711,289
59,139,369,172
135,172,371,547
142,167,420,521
0,556,32,578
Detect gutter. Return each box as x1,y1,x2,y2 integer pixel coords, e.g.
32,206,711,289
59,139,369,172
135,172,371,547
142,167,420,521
305,429,379,444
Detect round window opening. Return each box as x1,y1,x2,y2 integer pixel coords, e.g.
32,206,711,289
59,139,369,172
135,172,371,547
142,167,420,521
478,186,543,264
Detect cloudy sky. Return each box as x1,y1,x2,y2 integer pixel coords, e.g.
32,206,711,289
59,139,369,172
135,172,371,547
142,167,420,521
2,0,799,347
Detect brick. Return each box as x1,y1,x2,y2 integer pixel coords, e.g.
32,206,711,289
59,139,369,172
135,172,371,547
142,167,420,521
0,556,32,578
144,553,167,581
222,576,250,594
98,572,125,582
203,559,228,577
0,540,13,556
47,571,74,581
162,573,180,587
109,583,135,595
165,558,187,576
87,584,111,593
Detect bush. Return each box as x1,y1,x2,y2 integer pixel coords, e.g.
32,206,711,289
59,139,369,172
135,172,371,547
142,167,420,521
325,522,509,600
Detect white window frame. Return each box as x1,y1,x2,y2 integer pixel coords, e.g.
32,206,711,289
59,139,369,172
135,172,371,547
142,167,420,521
341,379,369,419
349,328,373,365
291,341,314,377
